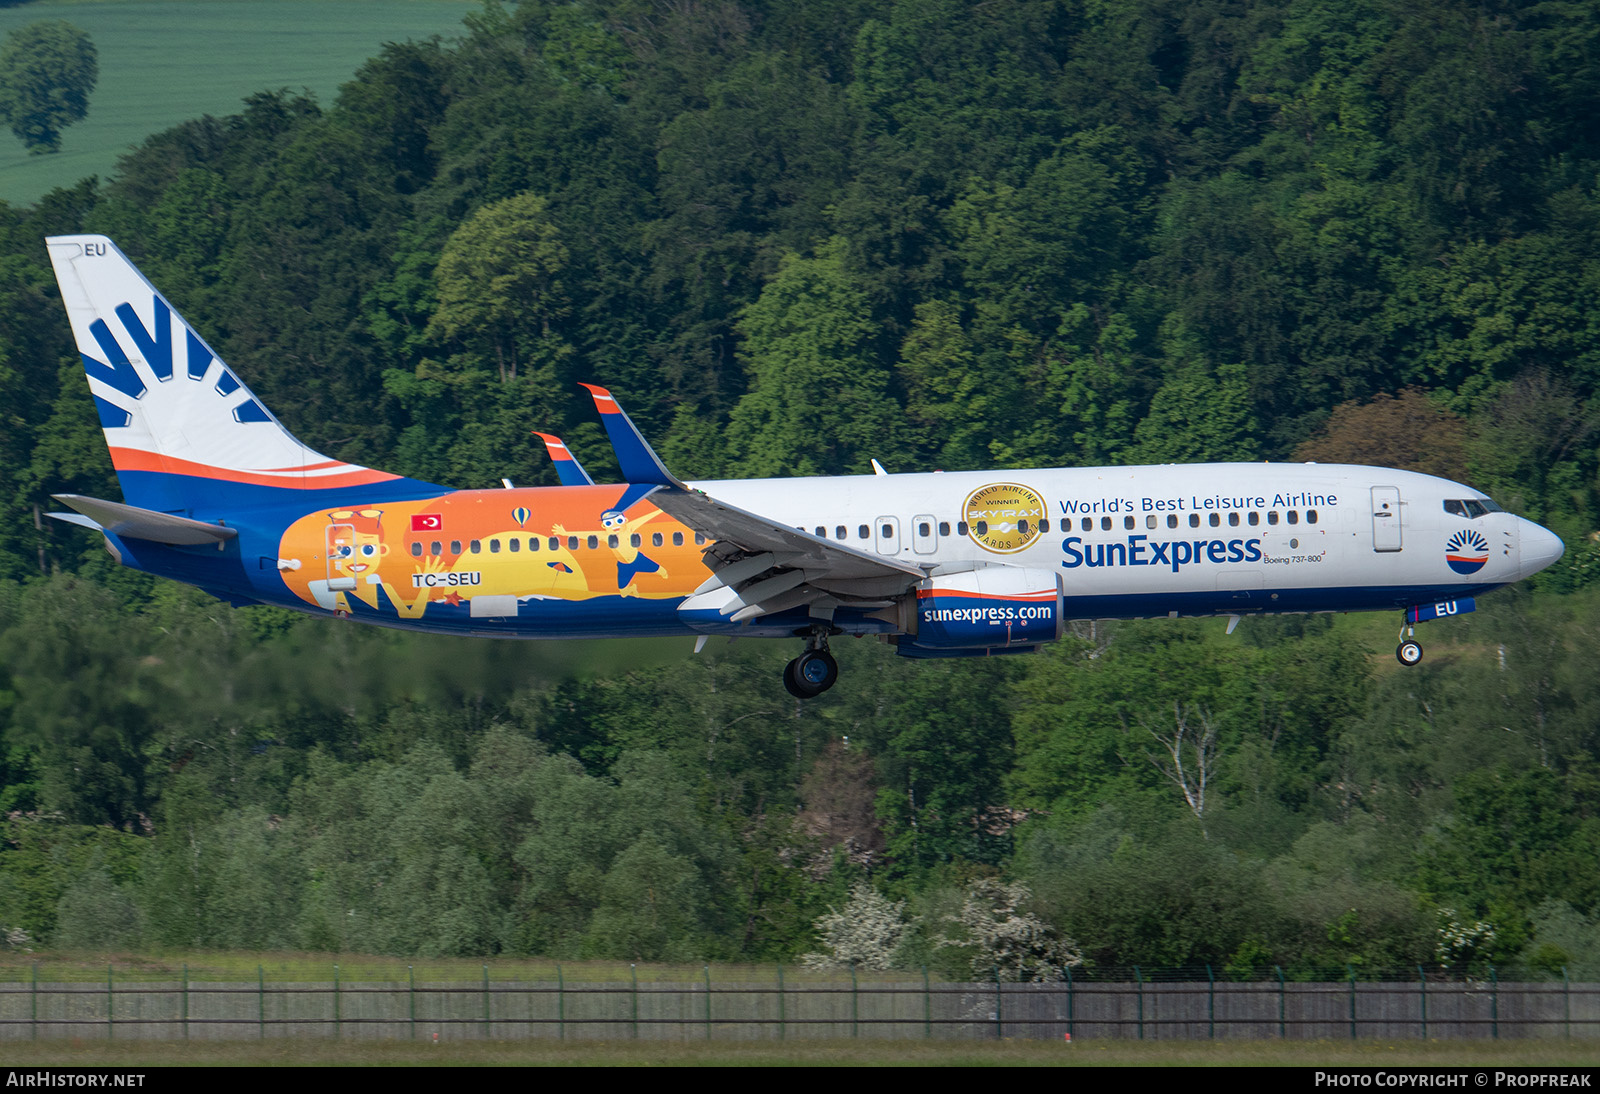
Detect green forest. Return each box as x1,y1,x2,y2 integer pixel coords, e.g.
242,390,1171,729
1,0,1599,977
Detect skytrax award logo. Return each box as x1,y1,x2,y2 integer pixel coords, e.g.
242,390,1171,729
963,483,1046,554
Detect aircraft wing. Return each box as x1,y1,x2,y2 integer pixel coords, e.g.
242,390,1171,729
581,385,925,622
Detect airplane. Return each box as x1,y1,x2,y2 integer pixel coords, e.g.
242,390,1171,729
44,235,1567,697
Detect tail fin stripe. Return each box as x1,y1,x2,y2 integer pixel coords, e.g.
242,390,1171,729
234,401,271,424
185,330,212,380
93,394,131,429
216,370,240,396
86,322,146,399
114,299,173,381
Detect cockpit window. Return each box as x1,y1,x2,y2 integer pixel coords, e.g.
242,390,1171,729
1444,499,1499,519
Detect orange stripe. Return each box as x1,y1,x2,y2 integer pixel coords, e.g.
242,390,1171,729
917,588,1055,601
109,447,398,489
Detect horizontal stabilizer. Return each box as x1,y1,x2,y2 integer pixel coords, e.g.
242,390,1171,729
50,494,238,545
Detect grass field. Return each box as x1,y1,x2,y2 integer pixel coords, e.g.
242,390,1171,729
1,1038,1598,1067
0,0,477,205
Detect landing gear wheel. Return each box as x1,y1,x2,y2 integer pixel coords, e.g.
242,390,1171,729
1396,640,1424,667
784,649,839,698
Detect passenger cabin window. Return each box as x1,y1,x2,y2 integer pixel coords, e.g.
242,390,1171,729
975,521,989,535
548,537,558,551
673,532,684,546
450,540,461,555
568,536,579,550
1147,515,1157,529
1307,510,1318,524
918,522,931,537
1081,517,1092,532
1267,511,1279,526
1040,519,1050,533
836,526,847,540
430,541,442,556
957,521,969,536
1247,512,1259,526
695,533,706,545
470,540,481,554
631,534,641,547
587,535,599,550
1228,512,1239,527
1286,511,1299,525
411,541,422,557
938,522,950,536
815,526,826,537
1208,513,1220,528
1123,516,1134,530
858,525,870,539
1017,519,1029,534
607,534,619,548
652,533,663,547
1100,516,1112,531
529,537,540,552
1189,514,1201,528
1167,515,1178,528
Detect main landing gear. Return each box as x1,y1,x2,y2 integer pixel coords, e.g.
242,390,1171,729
1396,620,1423,666
784,631,839,699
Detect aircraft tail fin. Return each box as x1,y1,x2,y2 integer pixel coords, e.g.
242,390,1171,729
46,235,428,513
532,432,595,486
579,384,685,488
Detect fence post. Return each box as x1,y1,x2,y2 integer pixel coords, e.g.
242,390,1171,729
1564,967,1570,1040
557,963,565,1041
107,964,113,1040
334,963,341,1040
1206,964,1214,1039
30,962,36,1042
182,964,188,1041
777,963,785,1042
704,965,711,1040
483,964,490,1040
408,965,415,1041
1490,965,1498,1040
1275,966,1284,1039
850,964,858,1039
923,965,930,1040
1135,966,1144,1040
1418,965,1426,1040
259,965,265,1040
1347,964,1356,1041
1066,965,1075,1041
630,964,638,1040
994,966,1002,1040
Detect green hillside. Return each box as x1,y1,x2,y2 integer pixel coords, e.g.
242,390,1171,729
0,0,476,203
0,0,1596,977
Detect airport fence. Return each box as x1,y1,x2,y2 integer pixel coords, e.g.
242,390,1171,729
0,962,1595,1042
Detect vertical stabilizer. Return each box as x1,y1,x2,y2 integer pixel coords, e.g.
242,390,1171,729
46,235,423,513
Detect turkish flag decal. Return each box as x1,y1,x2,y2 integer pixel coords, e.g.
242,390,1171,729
411,514,443,532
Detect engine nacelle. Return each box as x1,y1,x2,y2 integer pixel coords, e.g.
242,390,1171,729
896,566,1063,655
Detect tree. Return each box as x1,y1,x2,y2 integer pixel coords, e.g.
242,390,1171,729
0,21,97,154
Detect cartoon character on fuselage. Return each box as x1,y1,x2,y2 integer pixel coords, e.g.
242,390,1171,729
554,506,670,596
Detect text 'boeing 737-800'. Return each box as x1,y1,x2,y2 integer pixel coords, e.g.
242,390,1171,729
44,236,1566,697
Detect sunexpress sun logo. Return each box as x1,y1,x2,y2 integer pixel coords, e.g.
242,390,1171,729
1445,529,1490,575
963,483,1046,554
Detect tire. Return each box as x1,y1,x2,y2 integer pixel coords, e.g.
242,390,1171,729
784,649,839,698
1396,640,1424,667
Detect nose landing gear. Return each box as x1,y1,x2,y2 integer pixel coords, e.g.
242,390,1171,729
784,631,839,698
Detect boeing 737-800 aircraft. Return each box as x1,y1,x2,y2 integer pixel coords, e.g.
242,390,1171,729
44,236,1566,697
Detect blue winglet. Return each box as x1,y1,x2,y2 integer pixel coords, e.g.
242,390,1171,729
533,432,595,486
579,384,683,487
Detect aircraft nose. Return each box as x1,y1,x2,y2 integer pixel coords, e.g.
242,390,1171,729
1519,520,1565,579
